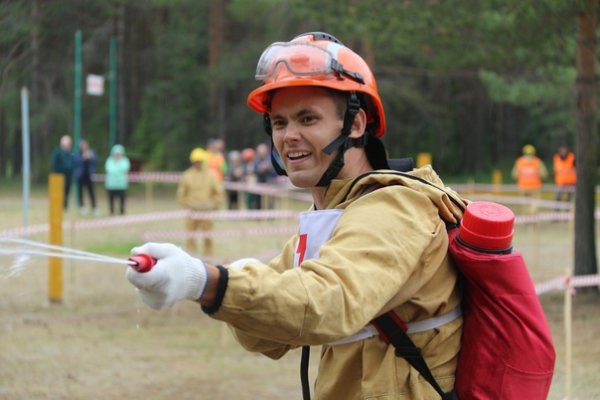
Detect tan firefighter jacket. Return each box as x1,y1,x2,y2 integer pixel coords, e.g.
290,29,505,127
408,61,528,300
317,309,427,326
176,166,225,211
210,166,467,399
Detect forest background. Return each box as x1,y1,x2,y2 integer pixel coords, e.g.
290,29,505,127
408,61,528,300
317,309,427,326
0,0,594,179
2,0,600,277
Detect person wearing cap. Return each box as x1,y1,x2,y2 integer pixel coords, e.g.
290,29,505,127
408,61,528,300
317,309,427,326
511,144,548,195
127,32,467,399
177,148,225,256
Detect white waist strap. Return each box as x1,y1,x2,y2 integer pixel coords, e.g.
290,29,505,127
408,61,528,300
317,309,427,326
328,306,462,346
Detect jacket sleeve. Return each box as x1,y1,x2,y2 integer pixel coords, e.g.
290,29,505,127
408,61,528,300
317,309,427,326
210,186,447,346
221,240,297,357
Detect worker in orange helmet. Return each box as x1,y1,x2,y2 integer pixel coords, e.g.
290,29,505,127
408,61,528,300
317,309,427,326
127,32,466,399
553,144,576,203
511,144,548,195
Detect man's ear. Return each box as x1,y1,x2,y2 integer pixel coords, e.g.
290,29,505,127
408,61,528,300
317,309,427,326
348,108,367,139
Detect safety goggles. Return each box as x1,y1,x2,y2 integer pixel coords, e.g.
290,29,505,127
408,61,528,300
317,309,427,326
255,42,364,84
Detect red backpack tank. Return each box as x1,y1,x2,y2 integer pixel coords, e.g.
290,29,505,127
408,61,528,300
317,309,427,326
372,179,556,399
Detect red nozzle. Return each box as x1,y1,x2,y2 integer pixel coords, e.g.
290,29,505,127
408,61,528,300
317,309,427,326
128,254,157,273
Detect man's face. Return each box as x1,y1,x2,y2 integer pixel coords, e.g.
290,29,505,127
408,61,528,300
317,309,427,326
61,137,72,151
270,87,343,188
559,146,568,157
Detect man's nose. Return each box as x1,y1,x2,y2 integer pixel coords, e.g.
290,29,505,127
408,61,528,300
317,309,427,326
283,122,302,142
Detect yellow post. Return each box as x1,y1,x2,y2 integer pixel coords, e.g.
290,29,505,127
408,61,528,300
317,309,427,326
48,173,64,304
492,169,502,193
416,152,432,168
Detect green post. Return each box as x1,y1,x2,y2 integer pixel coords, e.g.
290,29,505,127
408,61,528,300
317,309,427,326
73,30,82,208
109,36,117,149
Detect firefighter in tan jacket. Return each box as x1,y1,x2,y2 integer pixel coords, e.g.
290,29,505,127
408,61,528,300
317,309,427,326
177,147,225,256
127,32,466,399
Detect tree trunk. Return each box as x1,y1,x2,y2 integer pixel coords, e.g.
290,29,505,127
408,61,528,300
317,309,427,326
0,106,5,177
209,0,227,141
574,0,598,286
30,0,42,179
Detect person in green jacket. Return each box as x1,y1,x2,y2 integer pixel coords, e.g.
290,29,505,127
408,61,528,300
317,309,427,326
104,144,130,215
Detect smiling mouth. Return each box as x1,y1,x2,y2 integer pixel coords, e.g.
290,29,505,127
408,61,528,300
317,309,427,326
287,151,311,160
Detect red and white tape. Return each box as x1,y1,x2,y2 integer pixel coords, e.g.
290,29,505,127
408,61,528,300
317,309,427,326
142,225,297,241
0,209,299,238
535,274,600,295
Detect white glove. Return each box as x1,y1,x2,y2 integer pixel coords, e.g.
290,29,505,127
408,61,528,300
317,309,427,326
126,242,208,309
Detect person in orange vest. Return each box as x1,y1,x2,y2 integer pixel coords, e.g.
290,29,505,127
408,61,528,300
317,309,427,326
511,144,548,195
207,138,228,182
553,144,576,203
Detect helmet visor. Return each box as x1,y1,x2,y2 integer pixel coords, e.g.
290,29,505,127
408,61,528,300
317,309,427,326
255,42,339,82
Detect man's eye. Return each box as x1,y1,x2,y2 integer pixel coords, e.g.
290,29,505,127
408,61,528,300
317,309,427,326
271,120,285,129
301,115,315,124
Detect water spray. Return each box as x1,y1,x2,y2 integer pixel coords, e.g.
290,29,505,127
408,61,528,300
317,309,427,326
0,237,154,271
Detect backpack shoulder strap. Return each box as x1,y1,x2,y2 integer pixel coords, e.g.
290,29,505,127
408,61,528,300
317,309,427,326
353,168,462,400
372,311,457,400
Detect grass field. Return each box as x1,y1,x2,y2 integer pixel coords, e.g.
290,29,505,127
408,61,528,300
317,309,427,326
0,181,599,399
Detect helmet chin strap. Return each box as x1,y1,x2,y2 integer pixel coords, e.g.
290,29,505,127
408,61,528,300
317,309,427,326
315,92,361,187
264,93,367,186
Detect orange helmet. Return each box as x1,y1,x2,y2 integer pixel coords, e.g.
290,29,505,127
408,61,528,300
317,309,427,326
241,147,256,162
247,32,386,137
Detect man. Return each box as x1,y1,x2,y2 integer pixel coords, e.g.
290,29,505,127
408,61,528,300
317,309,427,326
511,144,548,195
50,135,75,209
177,148,225,256
207,138,228,182
253,142,277,209
74,139,98,215
127,32,465,399
553,144,576,203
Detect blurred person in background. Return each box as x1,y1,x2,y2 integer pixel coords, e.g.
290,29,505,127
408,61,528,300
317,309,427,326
511,144,548,196
241,147,260,209
207,138,228,182
127,32,465,399
553,143,576,203
177,148,225,256
104,144,130,215
50,134,75,209
74,139,98,216
254,142,278,209
225,150,245,210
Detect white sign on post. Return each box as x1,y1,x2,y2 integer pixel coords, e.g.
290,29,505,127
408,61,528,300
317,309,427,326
86,74,105,96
